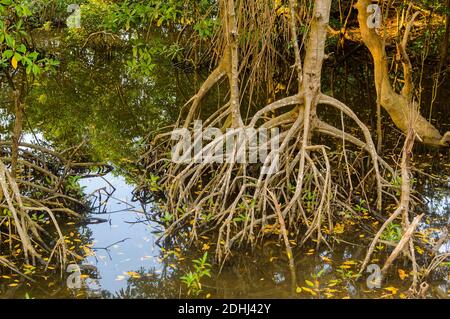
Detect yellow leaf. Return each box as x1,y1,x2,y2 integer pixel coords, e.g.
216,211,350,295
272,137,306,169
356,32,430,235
328,281,338,287
8,283,18,287
11,56,18,69
339,265,351,269
126,271,141,279
302,287,317,296
415,246,424,255
296,287,302,293
321,256,332,264
305,280,314,287
398,269,408,280
384,287,399,295
334,223,345,234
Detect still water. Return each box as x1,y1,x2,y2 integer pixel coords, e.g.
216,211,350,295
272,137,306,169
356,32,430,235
0,32,449,298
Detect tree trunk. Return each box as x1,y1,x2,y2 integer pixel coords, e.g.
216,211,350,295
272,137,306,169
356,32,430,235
355,0,448,147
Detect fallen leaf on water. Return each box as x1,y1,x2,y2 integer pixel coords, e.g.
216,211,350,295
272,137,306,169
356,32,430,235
339,265,351,269
126,271,141,279
302,287,317,296
321,256,332,264
384,287,398,295
398,269,408,280
334,223,345,234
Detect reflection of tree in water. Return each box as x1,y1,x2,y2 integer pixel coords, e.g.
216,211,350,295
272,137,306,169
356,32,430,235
97,266,179,299
23,42,193,170
98,237,419,299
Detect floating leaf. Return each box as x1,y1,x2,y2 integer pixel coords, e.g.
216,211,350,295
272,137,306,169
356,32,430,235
398,269,408,280
334,223,344,234
321,256,332,264
126,271,141,279
302,287,317,296
384,287,399,295
339,265,351,269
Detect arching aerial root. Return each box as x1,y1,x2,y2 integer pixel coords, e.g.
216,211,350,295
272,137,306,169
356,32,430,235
140,1,448,293
140,0,397,263
144,90,397,259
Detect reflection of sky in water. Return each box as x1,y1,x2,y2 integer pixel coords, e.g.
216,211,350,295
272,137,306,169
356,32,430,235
424,178,450,216
19,133,166,295
80,174,162,295
423,177,450,254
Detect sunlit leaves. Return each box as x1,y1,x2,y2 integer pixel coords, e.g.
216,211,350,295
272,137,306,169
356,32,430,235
0,0,59,77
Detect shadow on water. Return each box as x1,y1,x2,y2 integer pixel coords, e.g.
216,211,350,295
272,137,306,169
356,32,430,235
0,33,448,299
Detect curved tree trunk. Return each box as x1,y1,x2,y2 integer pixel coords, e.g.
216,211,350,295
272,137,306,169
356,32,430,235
355,0,449,147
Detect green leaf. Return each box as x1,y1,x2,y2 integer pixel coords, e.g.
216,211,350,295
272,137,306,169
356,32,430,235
5,34,14,48
32,64,40,76
3,49,13,59
17,44,26,54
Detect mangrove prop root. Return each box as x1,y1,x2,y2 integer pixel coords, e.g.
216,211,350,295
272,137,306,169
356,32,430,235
0,142,110,275
143,0,398,263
